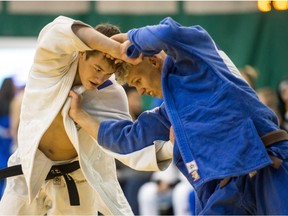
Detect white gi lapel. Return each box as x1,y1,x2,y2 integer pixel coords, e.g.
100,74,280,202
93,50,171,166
61,85,86,152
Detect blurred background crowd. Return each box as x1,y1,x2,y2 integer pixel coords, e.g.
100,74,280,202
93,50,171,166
0,1,287,215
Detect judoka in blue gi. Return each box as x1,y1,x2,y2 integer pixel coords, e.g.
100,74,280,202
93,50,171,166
69,17,288,215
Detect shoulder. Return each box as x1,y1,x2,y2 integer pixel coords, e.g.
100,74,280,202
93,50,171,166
84,75,128,108
83,75,130,121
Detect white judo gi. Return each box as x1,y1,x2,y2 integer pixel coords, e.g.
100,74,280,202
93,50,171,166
0,16,171,215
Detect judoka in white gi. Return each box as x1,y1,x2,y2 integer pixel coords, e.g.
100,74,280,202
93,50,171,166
0,16,172,215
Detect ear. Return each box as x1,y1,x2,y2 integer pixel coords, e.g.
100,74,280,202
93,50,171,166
148,55,160,68
79,51,85,58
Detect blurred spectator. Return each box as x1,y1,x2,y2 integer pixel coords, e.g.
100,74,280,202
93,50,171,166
0,77,16,198
257,87,278,110
257,87,283,127
116,84,153,215
138,163,180,215
172,173,196,215
136,90,177,215
239,65,258,90
9,85,25,152
277,79,288,131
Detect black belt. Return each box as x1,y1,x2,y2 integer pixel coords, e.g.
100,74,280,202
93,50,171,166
0,161,80,206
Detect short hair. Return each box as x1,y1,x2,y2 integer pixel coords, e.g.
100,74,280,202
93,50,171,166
114,64,132,85
85,23,131,78
95,23,121,37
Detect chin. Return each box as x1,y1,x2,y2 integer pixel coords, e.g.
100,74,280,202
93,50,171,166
85,85,96,91
157,94,163,99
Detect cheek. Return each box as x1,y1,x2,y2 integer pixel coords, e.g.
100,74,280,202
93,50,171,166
79,67,86,80
79,69,92,83
150,79,160,90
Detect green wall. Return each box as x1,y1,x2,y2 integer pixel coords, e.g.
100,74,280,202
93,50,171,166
1,1,287,93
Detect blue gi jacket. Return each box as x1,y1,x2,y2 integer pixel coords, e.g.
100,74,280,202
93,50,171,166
98,17,280,190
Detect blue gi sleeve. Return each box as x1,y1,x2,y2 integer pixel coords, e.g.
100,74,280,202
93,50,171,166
98,103,171,154
127,17,216,61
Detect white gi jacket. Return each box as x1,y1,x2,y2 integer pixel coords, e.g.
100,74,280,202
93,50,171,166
14,16,170,215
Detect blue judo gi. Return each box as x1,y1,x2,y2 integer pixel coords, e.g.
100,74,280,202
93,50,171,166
0,116,12,198
98,17,288,215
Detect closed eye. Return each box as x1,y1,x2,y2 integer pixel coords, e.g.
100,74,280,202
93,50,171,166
94,64,104,73
134,79,141,85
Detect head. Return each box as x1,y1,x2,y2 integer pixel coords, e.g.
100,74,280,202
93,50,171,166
257,87,278,108
239,65,258,90
0,77,15,97
0,77,16,115
257,87,282,126
76,23,129,90
278,79,288,104
115,52,166,98
276,79,288,123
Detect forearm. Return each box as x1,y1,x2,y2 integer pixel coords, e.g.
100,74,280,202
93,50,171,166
155,140,173,161
127,17,212,59
126,19,175,56
98,104,171,154
72,24,120,58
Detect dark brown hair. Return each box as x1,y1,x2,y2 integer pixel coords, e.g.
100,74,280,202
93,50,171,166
85,23,121,60
84,23,131,76
0,77,15,116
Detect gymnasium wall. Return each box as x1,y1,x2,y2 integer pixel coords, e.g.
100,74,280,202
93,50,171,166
0,1,287,90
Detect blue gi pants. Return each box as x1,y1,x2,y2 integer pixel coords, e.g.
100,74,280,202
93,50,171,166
196,141,288,215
